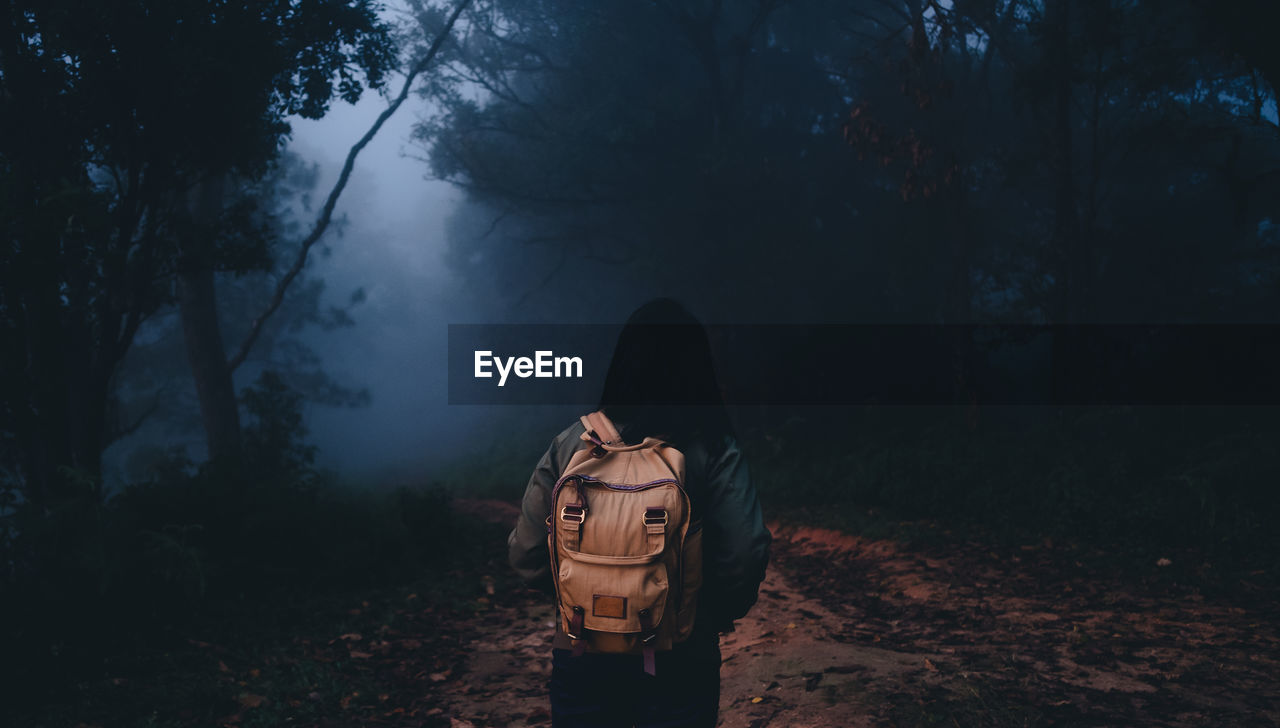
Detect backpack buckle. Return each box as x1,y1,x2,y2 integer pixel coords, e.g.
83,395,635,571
561,503,586,523
643,507,667,526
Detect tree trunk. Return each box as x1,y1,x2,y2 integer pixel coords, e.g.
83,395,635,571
1046,0,1086,405
178,174,242,466
22,269,73,506
63,323,108,499
1049,0,1081,322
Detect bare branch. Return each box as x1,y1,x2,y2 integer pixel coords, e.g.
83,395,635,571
227,0,473,372
510,245,568,310
105,387,168,446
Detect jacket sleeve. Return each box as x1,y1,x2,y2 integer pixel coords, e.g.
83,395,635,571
507,431,567,593
700,436,771,630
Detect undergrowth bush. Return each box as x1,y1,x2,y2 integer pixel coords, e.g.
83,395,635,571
745,405,1280,565
0,371,467,709
432,404,1280,568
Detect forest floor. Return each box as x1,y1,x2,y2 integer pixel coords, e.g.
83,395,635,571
427,499,1280,728
35,498,1280,728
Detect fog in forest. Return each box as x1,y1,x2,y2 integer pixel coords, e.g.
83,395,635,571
256,82,465,478
6,1,1280,720
85,0,1280,491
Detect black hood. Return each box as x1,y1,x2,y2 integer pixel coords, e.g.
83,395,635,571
598,298,733,445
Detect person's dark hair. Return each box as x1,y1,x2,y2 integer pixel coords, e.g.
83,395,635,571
598,298,734,446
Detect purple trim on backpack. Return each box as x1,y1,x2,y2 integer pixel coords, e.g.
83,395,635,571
550,473,683,503
601,478,680,491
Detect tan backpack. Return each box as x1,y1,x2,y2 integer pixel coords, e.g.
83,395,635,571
547,411,702,675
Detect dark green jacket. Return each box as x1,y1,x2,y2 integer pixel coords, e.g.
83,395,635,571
508,419,772,639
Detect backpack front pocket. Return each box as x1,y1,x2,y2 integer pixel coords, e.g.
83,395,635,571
557,552,668,634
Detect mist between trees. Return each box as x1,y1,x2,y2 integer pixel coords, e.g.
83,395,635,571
2,0,1280,718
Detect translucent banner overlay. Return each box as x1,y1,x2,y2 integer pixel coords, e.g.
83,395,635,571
447,324,1280,406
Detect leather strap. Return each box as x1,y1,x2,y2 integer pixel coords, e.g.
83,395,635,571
559,501,584,553
580,410,624,446
569,606,586,657
644,506,666,555
638,608,657,676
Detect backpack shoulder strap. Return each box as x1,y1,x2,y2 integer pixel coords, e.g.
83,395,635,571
579,410,624,446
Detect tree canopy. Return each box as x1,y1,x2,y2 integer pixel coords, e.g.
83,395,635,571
418,0,1280,325
0,0,397,503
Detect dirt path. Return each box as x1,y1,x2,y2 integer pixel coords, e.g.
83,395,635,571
431,542,923,728
437,501,1280,727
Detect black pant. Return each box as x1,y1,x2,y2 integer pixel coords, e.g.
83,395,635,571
549,637,721,728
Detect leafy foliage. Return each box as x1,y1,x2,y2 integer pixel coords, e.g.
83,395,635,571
417,0,1280,324
0,0,398,505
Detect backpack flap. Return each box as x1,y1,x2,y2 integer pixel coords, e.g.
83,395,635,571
547,412,698,674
